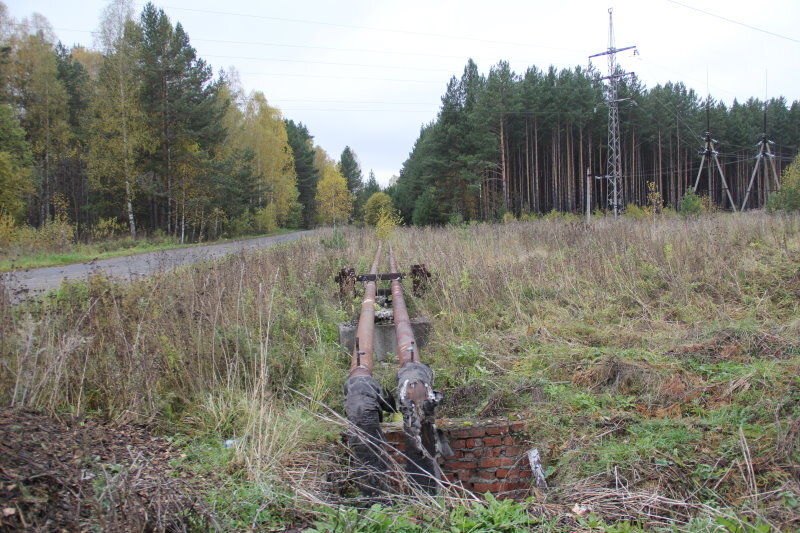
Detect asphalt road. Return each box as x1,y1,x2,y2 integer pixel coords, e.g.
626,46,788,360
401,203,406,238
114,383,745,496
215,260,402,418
1,230,315,303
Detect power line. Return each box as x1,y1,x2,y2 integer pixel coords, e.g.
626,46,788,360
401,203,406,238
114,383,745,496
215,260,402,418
203,54,457,73
155,4,584,53
666,0,800,44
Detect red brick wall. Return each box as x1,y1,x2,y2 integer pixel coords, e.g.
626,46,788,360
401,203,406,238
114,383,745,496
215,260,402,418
383,420,532,499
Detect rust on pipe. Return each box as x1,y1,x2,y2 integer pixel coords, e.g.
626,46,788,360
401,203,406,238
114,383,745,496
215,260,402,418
349,242,383,378
343,241,393,497
388,242,419,366
390,242,450,494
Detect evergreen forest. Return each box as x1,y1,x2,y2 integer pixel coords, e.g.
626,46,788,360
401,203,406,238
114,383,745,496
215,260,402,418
1,1,799,243
389,59,800,224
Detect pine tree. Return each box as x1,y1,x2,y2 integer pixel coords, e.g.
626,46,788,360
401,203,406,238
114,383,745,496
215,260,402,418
285,119,318,228
338,146,362,196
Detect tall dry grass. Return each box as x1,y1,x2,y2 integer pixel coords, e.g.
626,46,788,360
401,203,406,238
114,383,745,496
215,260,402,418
1,212,798,529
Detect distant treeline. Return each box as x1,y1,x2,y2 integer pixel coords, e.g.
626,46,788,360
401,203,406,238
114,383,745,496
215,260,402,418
389,59,800,224
0,1,373,241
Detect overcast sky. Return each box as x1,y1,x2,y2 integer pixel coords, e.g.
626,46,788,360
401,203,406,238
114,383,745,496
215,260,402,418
6,0,800,186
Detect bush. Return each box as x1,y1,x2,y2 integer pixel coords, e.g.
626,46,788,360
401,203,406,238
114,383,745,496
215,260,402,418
625,203,648,220
680,187,703,217
254,204,278,234
0,211,14,247
228,209,254,237
363,192,394,226
768,154,800,212
91,217,126,241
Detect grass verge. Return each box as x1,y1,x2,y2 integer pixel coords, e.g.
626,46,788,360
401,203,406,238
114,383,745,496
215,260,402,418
1,213,798,530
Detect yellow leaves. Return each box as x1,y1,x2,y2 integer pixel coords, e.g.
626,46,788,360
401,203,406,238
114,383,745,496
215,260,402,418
314,165,352,226
232,91,299,226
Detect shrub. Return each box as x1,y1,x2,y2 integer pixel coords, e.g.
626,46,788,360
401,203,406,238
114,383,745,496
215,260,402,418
768,154,800,212
0,211,14,247
625,203,648,220
228,209,254,237
254,204,278,234
363,192,394,226
91,217,126,241
680,187,703,217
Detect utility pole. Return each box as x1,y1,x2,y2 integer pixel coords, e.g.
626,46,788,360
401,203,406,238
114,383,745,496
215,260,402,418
693,101,737,211
586,167,591,223
741,106,780,211
589,8,636,218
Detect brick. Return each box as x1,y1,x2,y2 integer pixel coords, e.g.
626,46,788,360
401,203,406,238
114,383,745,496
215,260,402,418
479,457,502,468
472,482,502,493
479,457,517,468
486,425,509,435
503,468,520,479
518,468,532,478
502,445,526,456
477,469,495,480
444,473,456,483
488,447,503,457
503,436,515,446
449,450,463,459
445,460,477,470
457,470,472,482
449,439,466,449
483,436,502,446
496,468,510,478
510,422,526,432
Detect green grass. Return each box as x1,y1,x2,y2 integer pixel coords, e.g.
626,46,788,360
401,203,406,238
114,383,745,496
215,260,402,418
2,214,799,531
0,228,301,272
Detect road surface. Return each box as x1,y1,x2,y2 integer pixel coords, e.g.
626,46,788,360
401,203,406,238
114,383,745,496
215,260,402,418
1,230,314,303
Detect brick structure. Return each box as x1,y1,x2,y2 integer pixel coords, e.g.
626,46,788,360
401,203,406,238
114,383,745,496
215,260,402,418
382,419,533,499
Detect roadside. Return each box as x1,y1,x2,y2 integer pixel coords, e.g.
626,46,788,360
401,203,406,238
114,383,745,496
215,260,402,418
1,229,315,303
0,229,300,272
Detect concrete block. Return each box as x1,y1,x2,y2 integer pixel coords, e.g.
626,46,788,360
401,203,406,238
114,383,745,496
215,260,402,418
338,317,432,361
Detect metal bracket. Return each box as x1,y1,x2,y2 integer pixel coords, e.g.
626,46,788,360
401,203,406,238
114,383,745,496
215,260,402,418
335,267,356,300
356,272,404,282
410,264,431,297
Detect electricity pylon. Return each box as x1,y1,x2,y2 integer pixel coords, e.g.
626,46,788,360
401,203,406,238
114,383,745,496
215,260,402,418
741,108,780,211
693,103,737,211
589,8,636,217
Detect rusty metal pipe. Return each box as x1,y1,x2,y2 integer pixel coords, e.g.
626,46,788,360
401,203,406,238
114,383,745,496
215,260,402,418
388,242,418,366
390,242,449,494
343,242,393,497
349,242,383,377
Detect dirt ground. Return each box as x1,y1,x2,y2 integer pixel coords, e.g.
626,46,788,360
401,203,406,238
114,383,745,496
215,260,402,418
0,408,216,532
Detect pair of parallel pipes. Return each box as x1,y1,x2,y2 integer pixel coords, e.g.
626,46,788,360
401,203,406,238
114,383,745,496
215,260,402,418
342,242,448,496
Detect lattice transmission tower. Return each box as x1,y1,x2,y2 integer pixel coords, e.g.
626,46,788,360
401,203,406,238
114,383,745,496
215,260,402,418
590,8,636,217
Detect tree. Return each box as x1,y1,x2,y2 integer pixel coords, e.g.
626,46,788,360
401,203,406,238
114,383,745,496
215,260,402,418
315,164,352,226
239,92,297,226
10,31,70,224
338,146,362,195
138,2,223,234
0,104,33,220
285,119,318,228
363,191,393,226
88,5,149,237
